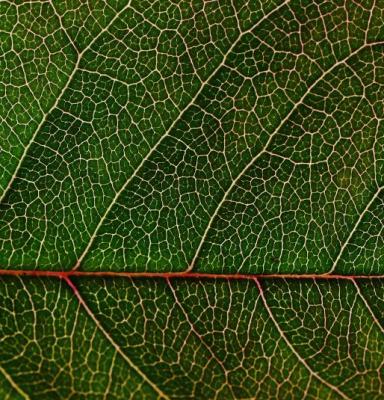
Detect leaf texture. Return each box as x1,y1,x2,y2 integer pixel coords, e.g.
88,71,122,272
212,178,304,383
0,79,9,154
0,0,383,398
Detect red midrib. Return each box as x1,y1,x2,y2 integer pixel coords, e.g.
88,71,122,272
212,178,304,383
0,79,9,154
0,270,382,280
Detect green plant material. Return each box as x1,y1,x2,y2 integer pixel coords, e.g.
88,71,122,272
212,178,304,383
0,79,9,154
0,1,383,399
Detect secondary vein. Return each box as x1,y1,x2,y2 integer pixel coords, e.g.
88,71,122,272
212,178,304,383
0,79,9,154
187,41,384,273
64,276,170,400
71,0,291,271
0,365,30,400
0,0,133,205
254,278,351,400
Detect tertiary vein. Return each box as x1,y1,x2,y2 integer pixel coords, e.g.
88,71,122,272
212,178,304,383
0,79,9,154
167,279,235,399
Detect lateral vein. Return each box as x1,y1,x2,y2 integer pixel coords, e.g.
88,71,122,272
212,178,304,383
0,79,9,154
328,186,383,273
0,365,30,400
64,276,169,400
352,279,384,334
187,41,384,272
254,278,351,400
0,0,133,204
71,0,291,270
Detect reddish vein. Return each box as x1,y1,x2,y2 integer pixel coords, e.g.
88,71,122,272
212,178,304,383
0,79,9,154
0,269,382,280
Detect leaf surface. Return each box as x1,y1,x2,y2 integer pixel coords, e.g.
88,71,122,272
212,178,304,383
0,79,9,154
0,1,383,398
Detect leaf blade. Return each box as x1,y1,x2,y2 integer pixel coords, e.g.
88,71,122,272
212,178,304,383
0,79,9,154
1,1,383,398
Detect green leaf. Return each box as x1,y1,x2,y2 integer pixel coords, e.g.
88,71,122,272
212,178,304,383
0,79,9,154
0,1,383,398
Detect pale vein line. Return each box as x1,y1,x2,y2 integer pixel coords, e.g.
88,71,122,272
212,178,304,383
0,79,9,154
0,365,30,400
72,0,290,270
328,186,383,273
254,278,351,400
0,0,133,204
64,276,169,400
365,0,377,45
186,41,384,272
352,279,384,334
